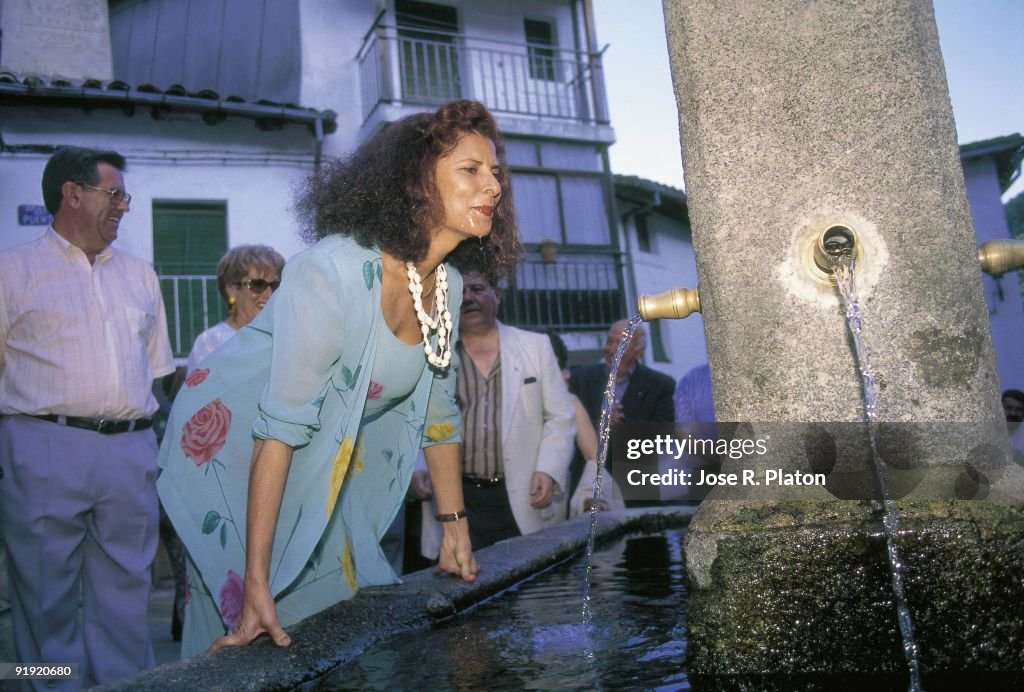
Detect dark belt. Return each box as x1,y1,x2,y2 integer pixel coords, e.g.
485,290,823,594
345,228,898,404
462,475,504,488
30,414,153,435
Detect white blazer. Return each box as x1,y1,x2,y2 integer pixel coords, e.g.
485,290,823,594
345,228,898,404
495,322,576,534
421,322,576,556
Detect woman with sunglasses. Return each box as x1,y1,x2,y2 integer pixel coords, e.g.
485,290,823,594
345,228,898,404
185,245,286,375
158,100,520,658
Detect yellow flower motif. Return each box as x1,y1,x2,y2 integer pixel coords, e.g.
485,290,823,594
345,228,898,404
347,448,365,479
426,422,456,442
341,540,357,590
325,437,354,518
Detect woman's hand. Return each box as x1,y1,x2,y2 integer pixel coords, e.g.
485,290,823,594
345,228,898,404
209,577,291,652
211,439,294,653
436,520,479,582
423,443,478,581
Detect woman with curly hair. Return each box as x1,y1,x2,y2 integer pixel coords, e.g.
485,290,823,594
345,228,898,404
157,100,522,657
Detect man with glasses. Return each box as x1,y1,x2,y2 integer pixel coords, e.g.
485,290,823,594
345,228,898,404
0,147,174,687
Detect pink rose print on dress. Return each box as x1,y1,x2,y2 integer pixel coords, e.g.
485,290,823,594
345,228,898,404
185,368,210,387
367,380,384,400
219,569,244,629
181,399,232,467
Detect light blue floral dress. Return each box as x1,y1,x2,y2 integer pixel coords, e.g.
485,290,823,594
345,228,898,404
157,235,462,657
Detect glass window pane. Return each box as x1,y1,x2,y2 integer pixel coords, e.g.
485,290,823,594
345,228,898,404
511,174,560,243
504,139,539,167
524,19,557,81
561,176,609,244
539,142,602,171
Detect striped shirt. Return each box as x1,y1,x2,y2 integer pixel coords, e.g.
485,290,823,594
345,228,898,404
0,228,175,419
457,342,503,479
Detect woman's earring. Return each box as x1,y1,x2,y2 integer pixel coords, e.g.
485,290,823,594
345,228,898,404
228,296,236,307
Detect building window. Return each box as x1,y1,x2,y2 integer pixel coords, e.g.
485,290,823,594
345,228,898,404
512,174,561,244
524,18,556,81
539,141,602,171
561,176,610,244
396,0,461,103
635,213,652,252
153,201,228,358
511,173,611,246
508,137,613,247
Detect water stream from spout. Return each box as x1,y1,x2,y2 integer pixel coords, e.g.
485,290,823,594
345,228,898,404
829,255,923,692
581,314,644,625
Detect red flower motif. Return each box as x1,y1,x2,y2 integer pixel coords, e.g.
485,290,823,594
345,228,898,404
181,399,231,467
219,570,243,630
185,368,210,387
367,380,384,400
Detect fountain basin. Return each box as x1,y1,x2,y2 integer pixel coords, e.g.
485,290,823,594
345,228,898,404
99,508,693,691
319,528,691,689
685,499,1024,680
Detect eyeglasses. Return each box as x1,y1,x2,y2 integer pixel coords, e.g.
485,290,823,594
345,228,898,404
235,278,281,293
76,183,132,206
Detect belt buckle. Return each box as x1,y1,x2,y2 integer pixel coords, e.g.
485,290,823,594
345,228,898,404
96,419,115,434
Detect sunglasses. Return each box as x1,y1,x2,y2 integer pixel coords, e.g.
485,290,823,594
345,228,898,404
235,278,281,293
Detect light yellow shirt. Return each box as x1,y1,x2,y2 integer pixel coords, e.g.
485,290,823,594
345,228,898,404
0,228,175,418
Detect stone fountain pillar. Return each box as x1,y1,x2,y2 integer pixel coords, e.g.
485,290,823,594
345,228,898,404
661,0,1024,680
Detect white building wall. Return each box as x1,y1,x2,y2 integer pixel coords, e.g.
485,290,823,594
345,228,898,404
0,108,319,262
297,0,377,159
622,207,708,383
963,156,1024,390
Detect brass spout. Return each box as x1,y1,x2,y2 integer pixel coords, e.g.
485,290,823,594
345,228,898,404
801,223,862,286
813,225,856,272
978,240,1024,276
638,287,701,321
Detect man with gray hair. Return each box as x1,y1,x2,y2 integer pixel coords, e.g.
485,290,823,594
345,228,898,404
568,319,676,503
0,147,174,686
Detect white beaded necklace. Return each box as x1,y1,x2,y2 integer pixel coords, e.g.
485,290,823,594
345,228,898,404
407,261,453,368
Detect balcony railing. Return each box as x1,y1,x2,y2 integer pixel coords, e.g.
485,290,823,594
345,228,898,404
499,259,625,331
159,275,225,360
358,23,609,126
159,259,622,360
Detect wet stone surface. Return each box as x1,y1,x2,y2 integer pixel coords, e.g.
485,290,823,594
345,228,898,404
685,500,1024,677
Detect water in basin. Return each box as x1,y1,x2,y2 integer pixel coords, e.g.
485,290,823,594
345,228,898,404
319,529,689,690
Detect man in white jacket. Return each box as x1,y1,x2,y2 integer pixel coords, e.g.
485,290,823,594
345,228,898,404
418,270,575,552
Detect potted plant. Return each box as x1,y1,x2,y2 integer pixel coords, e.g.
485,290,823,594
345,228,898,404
539,238,559,263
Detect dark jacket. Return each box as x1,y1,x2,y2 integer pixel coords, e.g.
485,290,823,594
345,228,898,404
567,362,676,501
569,362,676,427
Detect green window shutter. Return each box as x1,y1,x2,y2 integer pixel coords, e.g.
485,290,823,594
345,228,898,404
153,201,228,274
153,202,228,359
